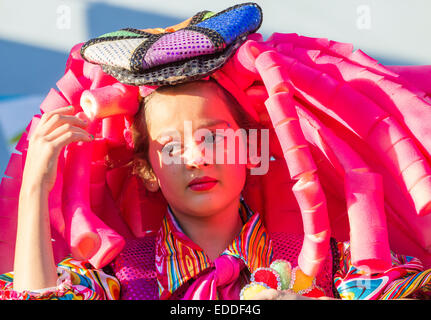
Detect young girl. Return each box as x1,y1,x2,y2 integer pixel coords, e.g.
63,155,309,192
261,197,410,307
1,3,431,300
6,78,336,300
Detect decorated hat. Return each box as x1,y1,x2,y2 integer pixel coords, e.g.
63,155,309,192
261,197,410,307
80,2,263,86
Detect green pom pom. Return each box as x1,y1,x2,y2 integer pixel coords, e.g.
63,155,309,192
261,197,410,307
270,260,292,290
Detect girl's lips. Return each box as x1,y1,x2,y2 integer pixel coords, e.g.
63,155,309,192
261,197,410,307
188,181,218,191
188,176,218,191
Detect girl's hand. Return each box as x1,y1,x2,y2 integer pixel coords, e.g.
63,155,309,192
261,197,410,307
22,105,93,193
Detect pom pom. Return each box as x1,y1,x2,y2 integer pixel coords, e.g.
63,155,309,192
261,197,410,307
290,266,315,294
302,286,326,298
240,282,270,300
269,259,292,290
251,267,281,290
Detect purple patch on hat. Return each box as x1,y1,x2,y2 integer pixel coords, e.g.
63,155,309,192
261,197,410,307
141,30,216,69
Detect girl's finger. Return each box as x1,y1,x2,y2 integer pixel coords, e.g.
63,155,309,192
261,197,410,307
38,113,88,137
50,129,93,151
38,105,76,126
34,106,77,137
44,123,92,142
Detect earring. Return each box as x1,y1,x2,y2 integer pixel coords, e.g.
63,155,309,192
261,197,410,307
246,157,259,169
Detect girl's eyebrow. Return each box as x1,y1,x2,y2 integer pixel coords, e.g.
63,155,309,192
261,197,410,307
197,119,231,129
156,119,231,140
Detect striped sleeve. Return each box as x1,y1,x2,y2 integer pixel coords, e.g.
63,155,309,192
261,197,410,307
0,257,120,300
334,241,431,300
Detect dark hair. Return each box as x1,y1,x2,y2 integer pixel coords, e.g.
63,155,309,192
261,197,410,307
130,79,262,180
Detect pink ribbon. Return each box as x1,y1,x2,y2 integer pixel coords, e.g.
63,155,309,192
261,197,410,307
182,255,246,300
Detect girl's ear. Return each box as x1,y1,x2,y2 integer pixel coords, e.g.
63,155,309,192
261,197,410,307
143,176,160,192
133,157,160,192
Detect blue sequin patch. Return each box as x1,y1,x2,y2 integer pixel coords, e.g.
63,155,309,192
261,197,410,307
195,4,262,45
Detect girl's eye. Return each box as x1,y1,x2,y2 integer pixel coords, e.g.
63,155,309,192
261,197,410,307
162,142,182,156
204,132,225,144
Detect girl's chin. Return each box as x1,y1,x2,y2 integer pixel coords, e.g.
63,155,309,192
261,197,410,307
183,191,226,210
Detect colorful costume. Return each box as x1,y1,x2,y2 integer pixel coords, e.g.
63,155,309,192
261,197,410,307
0,3,430,299
0,199,337,300
1,201,429,300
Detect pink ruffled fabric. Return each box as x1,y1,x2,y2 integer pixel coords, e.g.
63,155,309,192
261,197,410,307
1,31,430,279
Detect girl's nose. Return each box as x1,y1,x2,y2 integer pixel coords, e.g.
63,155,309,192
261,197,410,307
183,142,210,169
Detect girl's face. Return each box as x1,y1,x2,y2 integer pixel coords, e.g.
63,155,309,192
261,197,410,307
143,81,247,219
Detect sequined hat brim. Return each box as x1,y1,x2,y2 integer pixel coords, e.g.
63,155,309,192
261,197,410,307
80,3,263,86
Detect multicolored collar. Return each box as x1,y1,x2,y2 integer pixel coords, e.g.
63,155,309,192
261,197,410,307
155,198,273,299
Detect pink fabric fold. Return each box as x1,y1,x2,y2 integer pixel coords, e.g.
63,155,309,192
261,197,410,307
182,255,246,300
